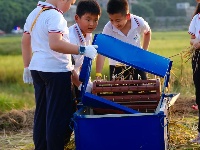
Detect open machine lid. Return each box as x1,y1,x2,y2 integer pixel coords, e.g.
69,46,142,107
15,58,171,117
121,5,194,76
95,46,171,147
93,34,172,78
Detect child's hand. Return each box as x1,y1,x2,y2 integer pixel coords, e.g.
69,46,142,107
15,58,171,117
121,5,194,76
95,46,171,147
95,76,102,80
86,80,93,93
95,72,102,80
193,38,200,49
78,80,93,93
84,45,97,59
23,68,33,84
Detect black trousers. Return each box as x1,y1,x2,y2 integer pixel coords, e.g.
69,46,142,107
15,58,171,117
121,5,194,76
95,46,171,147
192,51,200,132
31,71,73,150
109,65,147,81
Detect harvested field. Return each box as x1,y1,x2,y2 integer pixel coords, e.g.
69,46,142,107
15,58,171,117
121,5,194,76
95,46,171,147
0,96,200,150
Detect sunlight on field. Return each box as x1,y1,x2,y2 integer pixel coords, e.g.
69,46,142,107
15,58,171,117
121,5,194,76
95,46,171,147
0,55,23,83
0,35,21,55
0,55,35,113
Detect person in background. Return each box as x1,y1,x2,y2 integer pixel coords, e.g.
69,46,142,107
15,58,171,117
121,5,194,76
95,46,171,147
188,0,200,144
95,0,151,81
21,0,97,149
69,0,101,100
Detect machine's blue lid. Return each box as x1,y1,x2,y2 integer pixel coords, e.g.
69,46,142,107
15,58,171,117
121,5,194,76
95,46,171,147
82,92,139,114
78,34,173,113
93,34,172,78
79,57,92,97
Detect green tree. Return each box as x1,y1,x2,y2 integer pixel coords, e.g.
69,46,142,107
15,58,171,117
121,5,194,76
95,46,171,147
0,0,37,32
150,0,169,17
131,4,154,18
163,7,177,17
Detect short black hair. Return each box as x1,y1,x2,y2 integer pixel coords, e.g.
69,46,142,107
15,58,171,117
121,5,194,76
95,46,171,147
193,3,200,17
107,0,129,15
76,0,101,17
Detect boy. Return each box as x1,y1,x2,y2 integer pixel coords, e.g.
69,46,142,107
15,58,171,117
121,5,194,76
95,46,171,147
21,0,97,149
69,0,101,98
96,0,151,81
69,0,101,75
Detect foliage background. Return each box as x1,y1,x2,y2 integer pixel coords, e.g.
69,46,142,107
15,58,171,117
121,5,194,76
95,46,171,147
0,0,198,32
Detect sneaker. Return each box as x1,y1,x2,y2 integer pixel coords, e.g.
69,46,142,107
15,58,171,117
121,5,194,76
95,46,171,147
191,136,200,143
192,104,198,110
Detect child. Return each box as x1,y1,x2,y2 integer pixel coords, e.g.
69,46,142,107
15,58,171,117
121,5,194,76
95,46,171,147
95,0,151,81
69,0,101,76
188,0,200,143
21,0,97,149
69,0,101,111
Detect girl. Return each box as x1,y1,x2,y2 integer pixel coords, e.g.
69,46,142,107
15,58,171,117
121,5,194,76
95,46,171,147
188,0,200,143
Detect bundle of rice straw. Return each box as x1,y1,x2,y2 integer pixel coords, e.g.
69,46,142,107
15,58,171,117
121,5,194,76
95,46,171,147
183,46,195,63
183,46,200,72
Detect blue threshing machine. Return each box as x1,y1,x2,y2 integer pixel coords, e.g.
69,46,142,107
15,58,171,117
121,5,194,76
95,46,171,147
72,34,179,150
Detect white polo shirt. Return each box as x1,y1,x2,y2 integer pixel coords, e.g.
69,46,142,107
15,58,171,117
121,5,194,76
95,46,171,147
69,23,92,74
102,14,150,66
24,1,73,72
188,13,200,39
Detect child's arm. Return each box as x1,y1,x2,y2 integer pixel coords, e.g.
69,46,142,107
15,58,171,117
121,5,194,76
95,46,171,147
71,70,82,87
21,33,32,67
96,54,106,79
142,30,151,50
71,70,93,93
49,33,80,54
21,33,33,84
190,35,196,45
49,33,97,59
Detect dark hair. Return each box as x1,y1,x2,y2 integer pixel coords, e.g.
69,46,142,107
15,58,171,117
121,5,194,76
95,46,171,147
193,3,200,17
76,0,101,17
107,0,129,15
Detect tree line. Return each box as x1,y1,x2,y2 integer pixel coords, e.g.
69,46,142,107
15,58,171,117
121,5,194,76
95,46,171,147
131,0,197,18
0,0,38,32
0,0,197,32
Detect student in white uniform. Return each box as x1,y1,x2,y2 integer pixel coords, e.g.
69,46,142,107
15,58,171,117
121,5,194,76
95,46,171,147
188,0,200,144
21,0,97,149
69,0,101,75
96,0,151,81
69,0,101,100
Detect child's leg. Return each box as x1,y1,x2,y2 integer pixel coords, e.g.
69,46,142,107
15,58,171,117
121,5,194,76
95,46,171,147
109,65,135,80
45,71,73,150
192,52,200,106
133,69,147,80
31,70,47,150
109,65,123,80
198,111,200,133
138,70,147,80
191,54,200,143
32,71,73,150
194,73,200,106
122,66,134,80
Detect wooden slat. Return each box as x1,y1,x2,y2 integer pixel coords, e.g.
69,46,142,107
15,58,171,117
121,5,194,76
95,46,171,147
94,80,157,85
93,85,159,93
97,94,160,102
92,79,161,114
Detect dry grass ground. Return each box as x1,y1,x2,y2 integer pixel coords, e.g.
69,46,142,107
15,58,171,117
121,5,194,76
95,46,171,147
0,96,200,150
